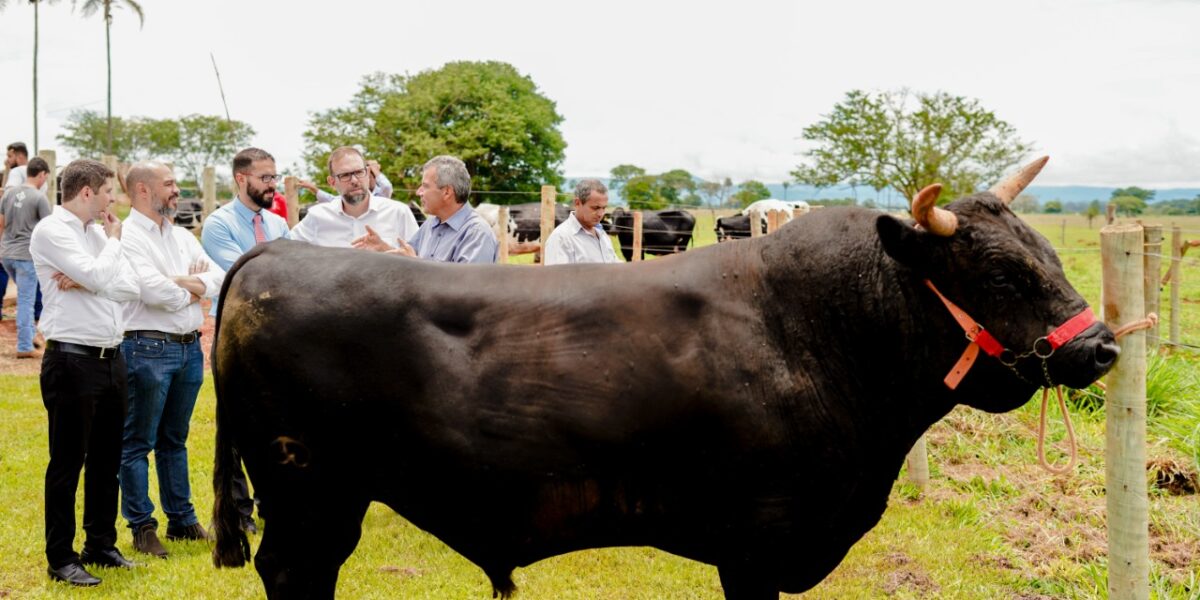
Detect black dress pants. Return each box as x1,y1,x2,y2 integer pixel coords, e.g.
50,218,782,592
41,349,128,569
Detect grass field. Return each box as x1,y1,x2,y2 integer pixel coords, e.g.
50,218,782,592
0,210,1196,599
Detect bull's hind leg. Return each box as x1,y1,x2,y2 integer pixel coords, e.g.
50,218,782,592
718,563,779,600
254,493,371,600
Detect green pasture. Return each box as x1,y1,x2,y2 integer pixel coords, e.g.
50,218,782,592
0,211,1197,598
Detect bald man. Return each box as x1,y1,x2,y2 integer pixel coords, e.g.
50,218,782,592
119,162,225,557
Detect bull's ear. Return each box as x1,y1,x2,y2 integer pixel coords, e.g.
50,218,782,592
876,215,930,268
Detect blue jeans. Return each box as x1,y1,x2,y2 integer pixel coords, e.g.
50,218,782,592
2,258,38,352
119,334,204,529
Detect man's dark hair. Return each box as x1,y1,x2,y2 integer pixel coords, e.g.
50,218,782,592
26,157,50,178
7,142,28,157
232,147,274,177
61,159,114,203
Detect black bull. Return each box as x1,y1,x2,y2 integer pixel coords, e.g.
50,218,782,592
211,196,1118,599
608,208,697,261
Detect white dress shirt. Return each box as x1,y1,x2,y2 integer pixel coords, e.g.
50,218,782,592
122,209,226,334
29,206,140,347
291,195,419,249
543,212,621,265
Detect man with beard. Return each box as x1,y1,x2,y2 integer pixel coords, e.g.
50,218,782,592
291,146,418,249
30,159,141,586
200,147,289,534
119,162,225,557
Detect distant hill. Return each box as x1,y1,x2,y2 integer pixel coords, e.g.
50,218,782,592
574,178,1200,209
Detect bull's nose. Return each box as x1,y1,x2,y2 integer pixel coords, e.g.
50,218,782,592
1094,341,1120,370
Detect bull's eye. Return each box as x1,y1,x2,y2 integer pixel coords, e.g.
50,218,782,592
989,272,1009,288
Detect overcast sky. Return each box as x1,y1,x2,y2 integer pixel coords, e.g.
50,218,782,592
1,0,1197,187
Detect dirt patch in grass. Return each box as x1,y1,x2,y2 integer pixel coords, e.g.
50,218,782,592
881,568,939,596
1148,457,1198,496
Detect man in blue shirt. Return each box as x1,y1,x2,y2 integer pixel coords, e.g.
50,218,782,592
199,147,288,535
387,155,497,264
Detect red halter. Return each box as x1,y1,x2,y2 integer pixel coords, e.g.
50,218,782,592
923,280,1096,390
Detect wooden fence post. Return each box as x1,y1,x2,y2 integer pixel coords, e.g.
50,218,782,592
632,211,644,262
1168,226,1182,347
37,149,56,203
905,436,929,493
1142,225,1162,350
1106,203,1116,225
1060,219,1066,246
1101,223,1149,600
538,185,555,264
202,166,217,219
750,210,762,238
792,208,803,220
284,176,299,228
101,154,122,197
496,206,510,264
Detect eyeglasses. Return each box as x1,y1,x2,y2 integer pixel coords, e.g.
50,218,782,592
333,168,369,183
245,173,281,184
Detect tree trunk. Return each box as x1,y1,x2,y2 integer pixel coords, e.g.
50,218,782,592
33,0,39,153
105,2,113,156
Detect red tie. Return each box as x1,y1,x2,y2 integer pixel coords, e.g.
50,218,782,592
253,213,267,244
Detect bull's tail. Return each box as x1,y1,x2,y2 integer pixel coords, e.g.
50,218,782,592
211,246,268,568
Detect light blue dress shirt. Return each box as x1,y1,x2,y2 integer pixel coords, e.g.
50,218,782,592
407,202,498,264
200,198,290,313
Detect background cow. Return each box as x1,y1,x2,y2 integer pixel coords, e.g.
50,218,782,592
505,201,571,242
211,158,1118,599
608,207,697,261
715,200,809,242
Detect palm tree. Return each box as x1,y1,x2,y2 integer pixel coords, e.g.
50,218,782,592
0,0,63,153
74,0,143,156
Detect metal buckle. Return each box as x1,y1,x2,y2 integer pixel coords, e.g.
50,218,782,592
1033,337,1054,359
999,349,1018,367
99,346,113,359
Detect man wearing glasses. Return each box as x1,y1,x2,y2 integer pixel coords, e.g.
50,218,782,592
199,147,290,535
291,147,418,250
297,159,393,203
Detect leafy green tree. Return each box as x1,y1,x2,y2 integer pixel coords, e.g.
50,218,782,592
732,180,771,207
792,89,1030,205
699,178,733,207
172,114,255,184
609,164,646,193
1085,199,1101,228
304,62,566,203
659,169,699,206
1111,186,1155,203
1043,200,1063,214
623,175,666,210
1110,195,1147,216
75,0,145,155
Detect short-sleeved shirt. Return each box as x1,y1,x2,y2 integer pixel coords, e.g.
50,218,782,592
407,203,498,264
543,212,620,265
0,185,54,260
3,165,48,193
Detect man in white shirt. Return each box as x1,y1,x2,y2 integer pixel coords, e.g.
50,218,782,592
30,159,141,587
543,179,620,265
296,158,394,202
118,162,226,558
4,141,48,193
291,147,418,249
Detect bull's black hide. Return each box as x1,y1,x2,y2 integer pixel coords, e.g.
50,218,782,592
608,208,697,261
211,192,1117,599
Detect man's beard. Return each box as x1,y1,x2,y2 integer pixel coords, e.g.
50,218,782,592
344,189,368,205
154,193,179,220
248,185,274,209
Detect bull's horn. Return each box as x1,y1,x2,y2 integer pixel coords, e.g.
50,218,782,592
910,183,957,237
989,156,1049,205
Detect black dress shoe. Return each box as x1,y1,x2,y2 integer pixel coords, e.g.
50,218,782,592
81,546,136,569
47,563,101,586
